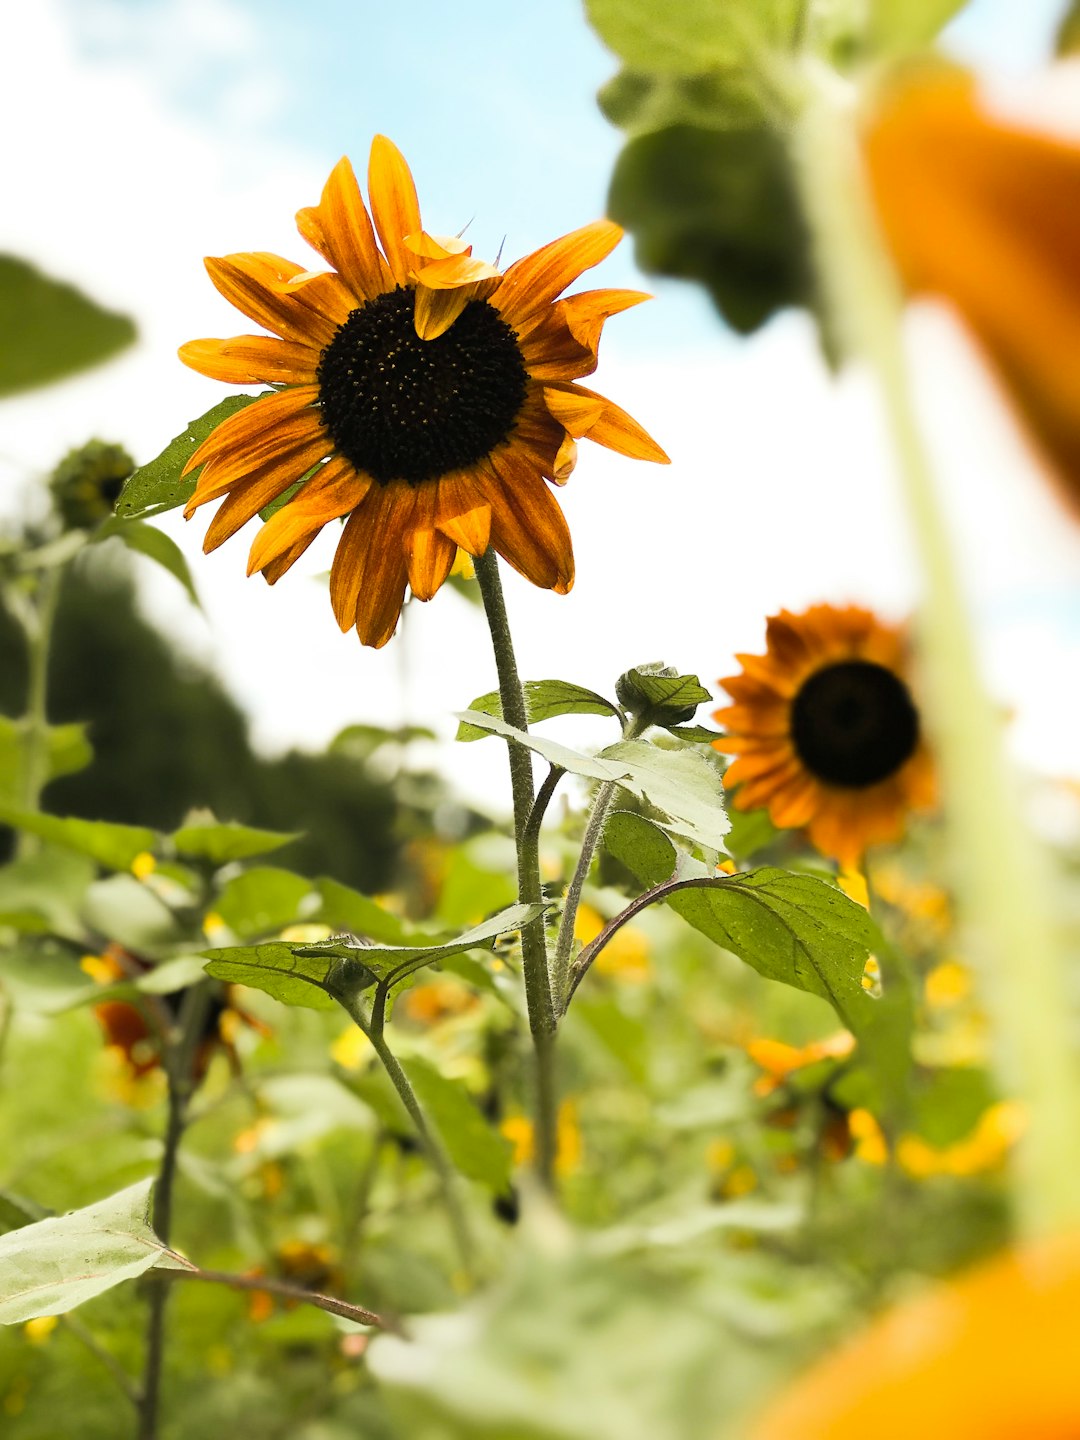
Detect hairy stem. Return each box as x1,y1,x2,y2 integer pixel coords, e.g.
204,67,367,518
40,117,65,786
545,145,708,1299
473,547,558,1186
790,66,1080,1234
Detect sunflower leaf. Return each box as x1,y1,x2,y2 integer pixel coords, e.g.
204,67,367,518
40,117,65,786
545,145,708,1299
203,942,349,1011
0,1180,192,1325
115,394,264,520
599,67,767,137
401,1057,513,1194
585,0,801,72
171,818,302,865
455,681,621,741
93,518,201,608
0,717,93,804
0,804,158,872
0,255,136,398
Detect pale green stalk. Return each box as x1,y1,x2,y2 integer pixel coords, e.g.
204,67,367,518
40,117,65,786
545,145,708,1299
789,64,1080,1234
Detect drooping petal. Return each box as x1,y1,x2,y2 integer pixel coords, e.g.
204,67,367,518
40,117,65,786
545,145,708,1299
433,469,492,553
518,288,649,380
329,482,416,646
295,156,392,301
201,438,335,550
543,382,670,463
485,455,574,593
494,220,623,333
368,135,423,286
405,525,457,601
179,335,321,385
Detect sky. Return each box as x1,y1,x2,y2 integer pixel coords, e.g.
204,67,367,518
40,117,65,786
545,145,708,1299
2,0,1080,809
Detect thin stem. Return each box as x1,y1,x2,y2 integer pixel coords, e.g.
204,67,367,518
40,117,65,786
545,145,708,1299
473,547,558,1185
552,715,648,1014
363,1021,474,1275
137,982,215,1440
161,1264,402,1335
523,764,566,859
17,566,61,856
566,873,710,1005
790,67,1080,1234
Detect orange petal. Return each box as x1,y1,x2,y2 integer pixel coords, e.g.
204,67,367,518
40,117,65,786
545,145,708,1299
495,220,623,332
295,156,391,301
247,456,371,576
367,135,422,286
184,412,327,502
328,481,415,645
518,288,648,381
179,335,320,385
485,456,574,593
262,532,320,585
413,284,473,341
405,525,457,601
543,382,669,463
201,438,332,551
182,386,321,478
204,254,342,347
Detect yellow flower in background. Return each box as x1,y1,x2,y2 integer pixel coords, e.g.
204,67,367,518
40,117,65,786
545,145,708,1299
501,1100,583,1176
180,136,668,647
714,605,936,868
865,68,1080,517
574,902,651,981
745,1032,856,1097
751,1229,1080,1439
897,1100,1026,1180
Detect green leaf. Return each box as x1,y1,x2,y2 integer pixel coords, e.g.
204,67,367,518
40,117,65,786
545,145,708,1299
0,848,96,938
585,0,801,72
0,1193,46,1239
599,67,766,137
457,712,729,851
0,716,93,803
215,866,315,939
614,664,711,727
0,1180,191,1324
402,1056,512,1192
0,255,136,397
456,680,621,742
667,725,721,744
204,904,545,1009
608,123,811,336
868,0,968,52
171,817,302,865
93,518,201,607
0,939,98,1015
81,874,181,954
603,811,677,884
723,804,778,860
115,394,263,520
0,803,158,871
329,724,438,761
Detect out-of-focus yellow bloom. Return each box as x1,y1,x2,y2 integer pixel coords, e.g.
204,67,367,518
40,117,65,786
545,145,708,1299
897,1100,1026,1179
131,851,157,880
849,1107,888,1166
202,910,227,940
865,68,1080,515
924,958,973,1010
400,975,479,1025
330,1025,372,1071
500,1100,583,1176
746,1032,856,1097
721,1163,758,1199
23,1316,58,1346
574,903,651,981
751,1228,1080,1439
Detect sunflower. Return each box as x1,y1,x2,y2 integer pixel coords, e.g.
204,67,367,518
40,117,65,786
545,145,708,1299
864,68,1080,516
178,137,668,647
713,604,935,868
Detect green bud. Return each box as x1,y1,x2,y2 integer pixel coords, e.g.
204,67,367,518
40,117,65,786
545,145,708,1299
615,663,712,728
49,440,134,531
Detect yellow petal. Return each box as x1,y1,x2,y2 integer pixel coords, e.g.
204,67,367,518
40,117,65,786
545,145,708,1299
179,335,320,385
543,383,669,463
182,386,321,478
413,284,472,341
201,436,332,550
405,525,456,601
295,156,391,301
247,457,371,576
495,220,623,332
368,135,422,286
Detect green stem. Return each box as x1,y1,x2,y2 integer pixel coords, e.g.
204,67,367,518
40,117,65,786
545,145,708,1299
137,982,215,1440
552,715,648,1014
17,567,61,856
790,67,1080,1234
473,548,558,1187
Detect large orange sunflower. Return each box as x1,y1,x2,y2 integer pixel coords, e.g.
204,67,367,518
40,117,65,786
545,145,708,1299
179,136,668,647
713,605,935,868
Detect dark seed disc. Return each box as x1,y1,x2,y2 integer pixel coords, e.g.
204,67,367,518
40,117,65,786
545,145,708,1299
790,660,919,788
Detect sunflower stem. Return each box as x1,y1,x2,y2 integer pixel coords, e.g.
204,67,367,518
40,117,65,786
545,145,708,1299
551,713,649,1015
789,65,1080,1235
17,565,62,856
473,547,558,1188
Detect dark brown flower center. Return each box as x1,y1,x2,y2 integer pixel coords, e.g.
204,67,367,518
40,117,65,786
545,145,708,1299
317,286,528,485
790,660,919,788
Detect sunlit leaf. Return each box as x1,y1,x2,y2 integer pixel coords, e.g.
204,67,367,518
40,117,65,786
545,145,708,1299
456,680,621,742
599,66,766,137
171,817,302,864
585,0,800,72
215,866,316,940
0,1180,191,1325
0,255,136,397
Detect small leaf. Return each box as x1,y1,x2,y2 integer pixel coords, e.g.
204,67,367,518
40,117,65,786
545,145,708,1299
115,395,263,520
0,255,136,397
0,717,93,803
402,1056,512,1192
0,1180,191,1325
215,866,315,939
615,664,711,727
456,680,621,742
0,939,98,1015
599,66,767,137
667,725,721,744
171,817,302,865
0,804,158,871
315,877,415,945
585,0,801,73
93,519,201,607
603,811,677,883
